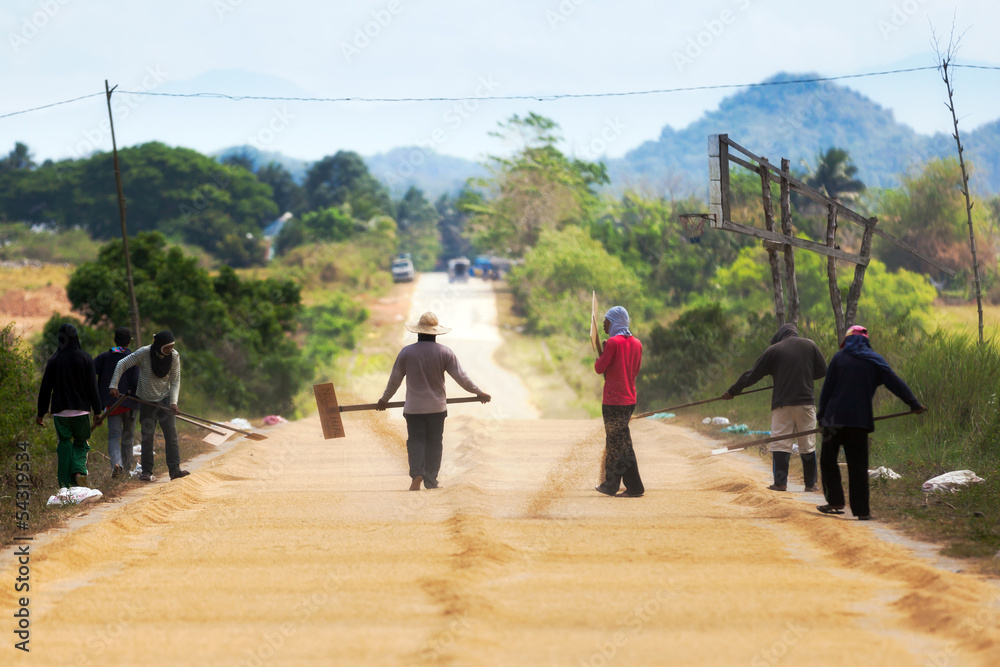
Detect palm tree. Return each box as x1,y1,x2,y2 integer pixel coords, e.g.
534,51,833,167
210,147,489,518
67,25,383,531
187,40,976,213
802,148,865,202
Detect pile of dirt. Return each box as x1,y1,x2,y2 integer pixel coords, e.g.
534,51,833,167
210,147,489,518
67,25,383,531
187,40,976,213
0,285,79,338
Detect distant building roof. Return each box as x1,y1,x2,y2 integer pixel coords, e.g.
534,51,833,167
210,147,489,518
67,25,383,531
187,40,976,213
263,212,294,238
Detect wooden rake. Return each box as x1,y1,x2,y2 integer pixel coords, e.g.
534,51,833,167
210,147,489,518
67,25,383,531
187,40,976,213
710,410,921,455
129,395,267,441
313,382,485,439
633,385,773,420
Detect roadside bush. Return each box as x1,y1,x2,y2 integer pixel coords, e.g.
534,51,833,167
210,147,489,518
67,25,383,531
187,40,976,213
0,324,36,456
64,232,312,415
509,226,647,336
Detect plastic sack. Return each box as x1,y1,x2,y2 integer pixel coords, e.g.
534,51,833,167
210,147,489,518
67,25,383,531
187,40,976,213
648,413,675,420
922,470,985,493
229,417,253,430
702,417,731,426
721,424,771,435
262,415,287,425
47,486,103,506
869,466,902,480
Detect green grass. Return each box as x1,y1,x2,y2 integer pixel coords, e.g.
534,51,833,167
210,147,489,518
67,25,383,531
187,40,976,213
0,224,101,265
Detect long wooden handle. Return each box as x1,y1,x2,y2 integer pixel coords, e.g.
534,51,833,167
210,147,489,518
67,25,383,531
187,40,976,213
128,395,266,440
710,410,921,455
634,385,773,420
95,394,128,423
340,396,486,413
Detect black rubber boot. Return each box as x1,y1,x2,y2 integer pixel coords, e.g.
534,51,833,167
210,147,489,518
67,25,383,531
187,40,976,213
801,452,818,489
772,452,791,488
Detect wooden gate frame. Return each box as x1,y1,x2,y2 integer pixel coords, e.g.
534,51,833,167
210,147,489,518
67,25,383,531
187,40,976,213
707,133,955,339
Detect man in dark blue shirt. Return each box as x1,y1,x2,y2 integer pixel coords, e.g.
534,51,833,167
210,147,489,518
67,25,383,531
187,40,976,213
94,327,140,477
816,325,926,520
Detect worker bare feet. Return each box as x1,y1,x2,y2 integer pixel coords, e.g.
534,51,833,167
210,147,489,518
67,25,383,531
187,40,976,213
409,475,423,491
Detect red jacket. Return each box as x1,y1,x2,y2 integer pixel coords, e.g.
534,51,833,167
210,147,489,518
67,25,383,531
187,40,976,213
595,335,642,405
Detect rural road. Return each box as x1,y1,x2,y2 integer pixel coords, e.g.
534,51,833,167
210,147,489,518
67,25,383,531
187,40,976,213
3,274,999,666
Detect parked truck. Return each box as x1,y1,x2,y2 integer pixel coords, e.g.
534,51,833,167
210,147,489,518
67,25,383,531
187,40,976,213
447,257,470,283
390,253,415,282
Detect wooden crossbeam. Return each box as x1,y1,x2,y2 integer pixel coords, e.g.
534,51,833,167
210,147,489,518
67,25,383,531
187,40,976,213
721,219,867,265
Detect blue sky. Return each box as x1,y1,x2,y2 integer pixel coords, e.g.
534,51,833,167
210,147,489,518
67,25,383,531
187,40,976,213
2,0,998,165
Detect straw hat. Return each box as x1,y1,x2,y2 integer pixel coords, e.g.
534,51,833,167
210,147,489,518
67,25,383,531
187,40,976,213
406,311,451,335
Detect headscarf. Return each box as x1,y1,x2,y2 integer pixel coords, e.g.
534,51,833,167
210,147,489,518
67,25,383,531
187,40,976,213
51,323,81,359
150,330,175,378
604,306,632,338
841,328,892,373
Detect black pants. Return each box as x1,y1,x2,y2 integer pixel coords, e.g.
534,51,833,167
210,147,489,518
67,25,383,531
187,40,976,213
598,404,644,495
139,398,180,475
820,427,870,517
404,411,447,488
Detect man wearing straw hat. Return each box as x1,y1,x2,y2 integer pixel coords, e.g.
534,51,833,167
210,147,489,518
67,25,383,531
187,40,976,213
377,312,491,490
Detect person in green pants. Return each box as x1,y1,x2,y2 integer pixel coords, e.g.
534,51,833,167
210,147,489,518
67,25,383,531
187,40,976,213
36,323,103,489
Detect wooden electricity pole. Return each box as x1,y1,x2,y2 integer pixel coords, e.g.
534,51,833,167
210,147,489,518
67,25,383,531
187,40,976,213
105,80,142,345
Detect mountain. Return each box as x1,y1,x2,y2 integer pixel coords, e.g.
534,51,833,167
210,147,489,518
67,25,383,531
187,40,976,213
607,72,1000,196
213,146,310,182
213,145,484,200
364,147,486,199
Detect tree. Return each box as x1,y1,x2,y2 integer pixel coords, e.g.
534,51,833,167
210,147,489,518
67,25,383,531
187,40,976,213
0,142,277,266
462,113,608,255
66,232,311,412
875,158,995,281
395,186,441,271
802,148,865,202
220,148,257,173
0,142,36,173
436,192,473,260
304,151,392,220
257,161,306,215
509,226,646,336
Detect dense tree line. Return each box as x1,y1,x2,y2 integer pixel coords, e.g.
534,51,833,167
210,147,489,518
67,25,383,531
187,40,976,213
0,143,451,270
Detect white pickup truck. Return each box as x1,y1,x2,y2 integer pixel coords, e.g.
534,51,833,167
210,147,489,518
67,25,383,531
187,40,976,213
391,255,415,282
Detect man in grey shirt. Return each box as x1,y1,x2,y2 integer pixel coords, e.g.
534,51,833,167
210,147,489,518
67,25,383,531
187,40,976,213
377,312,491,490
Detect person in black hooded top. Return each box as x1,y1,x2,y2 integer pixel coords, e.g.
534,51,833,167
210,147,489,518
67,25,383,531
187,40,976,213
723,323,827,492
36,323,103,489
816,325,926,520
109,330,189,481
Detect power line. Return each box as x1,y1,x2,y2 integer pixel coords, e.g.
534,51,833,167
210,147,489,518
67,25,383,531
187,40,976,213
115,66,946,103
0,92,105,120
1,64,996,121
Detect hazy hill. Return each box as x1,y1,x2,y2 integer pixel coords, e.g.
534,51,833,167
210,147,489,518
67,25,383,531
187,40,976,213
608,72,1000,195
212,73,1000,199
364,147,486,199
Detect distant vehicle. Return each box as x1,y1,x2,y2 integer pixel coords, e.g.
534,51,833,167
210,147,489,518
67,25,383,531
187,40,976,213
391,254,415,282
447,257,470,283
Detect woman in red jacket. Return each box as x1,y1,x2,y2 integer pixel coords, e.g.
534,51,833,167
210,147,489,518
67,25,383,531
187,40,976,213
594,306,644,498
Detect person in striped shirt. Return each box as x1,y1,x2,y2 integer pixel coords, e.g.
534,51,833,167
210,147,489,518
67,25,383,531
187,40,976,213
109,330,189,481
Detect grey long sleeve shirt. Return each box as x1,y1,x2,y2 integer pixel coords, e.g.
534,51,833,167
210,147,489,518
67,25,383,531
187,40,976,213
380,341,482,414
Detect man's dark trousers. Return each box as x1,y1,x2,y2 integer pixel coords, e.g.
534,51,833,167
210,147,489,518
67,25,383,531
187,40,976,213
139,398,180,476
597,404,644,495
820,426,870,517
404,411,447,488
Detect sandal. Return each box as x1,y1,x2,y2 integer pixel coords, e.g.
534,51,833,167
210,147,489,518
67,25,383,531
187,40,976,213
816,504,845,515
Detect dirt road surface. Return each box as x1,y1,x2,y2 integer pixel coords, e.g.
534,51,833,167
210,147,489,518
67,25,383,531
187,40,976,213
3,274,999,666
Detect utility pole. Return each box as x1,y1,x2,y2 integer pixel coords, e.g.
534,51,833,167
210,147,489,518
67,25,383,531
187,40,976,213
105,80,142,345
